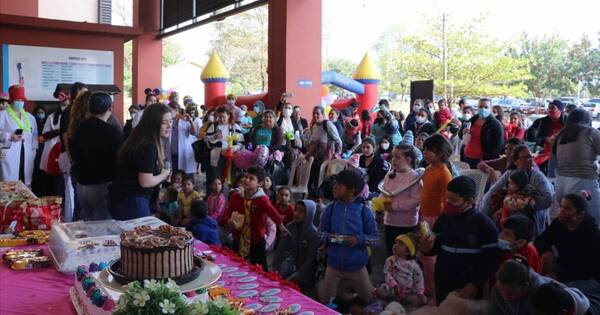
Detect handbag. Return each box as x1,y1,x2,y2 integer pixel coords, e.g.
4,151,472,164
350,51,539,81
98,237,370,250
229,211,245,231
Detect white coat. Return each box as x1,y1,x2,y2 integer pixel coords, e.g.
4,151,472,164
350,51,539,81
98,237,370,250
39,112,61,172
174,117,202,174
0,109,38,186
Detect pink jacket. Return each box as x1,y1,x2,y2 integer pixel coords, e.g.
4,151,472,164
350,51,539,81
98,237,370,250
207,193,226,222
382,170,423,227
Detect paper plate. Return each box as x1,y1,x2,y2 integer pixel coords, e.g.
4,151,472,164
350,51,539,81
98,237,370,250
378,167,425,196
236,290,259,298
260,304,280,313
288,303,301,313
298,312,314,315
228,271,249,278
238,283,259,290
222,267,239,273
245,303,263,311
237,276,258,283
260,296,283,303
260,288,281,296
97,259,221,293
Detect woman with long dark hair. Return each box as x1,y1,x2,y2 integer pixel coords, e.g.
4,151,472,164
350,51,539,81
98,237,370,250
552,108,600,223
109,104,172,220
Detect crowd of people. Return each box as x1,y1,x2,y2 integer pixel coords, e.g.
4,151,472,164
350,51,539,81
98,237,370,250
1,82,600,314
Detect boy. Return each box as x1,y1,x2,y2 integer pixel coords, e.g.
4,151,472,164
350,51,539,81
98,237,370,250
498,214,542,273
178,176,202,225
221,166,288,269
187,200,220,245
319,169,379,304
421,176,499,305
272,200,320,287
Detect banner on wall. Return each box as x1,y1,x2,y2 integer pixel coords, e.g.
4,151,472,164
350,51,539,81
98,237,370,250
2,44,114,101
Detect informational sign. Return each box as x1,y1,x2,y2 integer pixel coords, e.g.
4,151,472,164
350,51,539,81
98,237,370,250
298,79,313,89
2,44,114,100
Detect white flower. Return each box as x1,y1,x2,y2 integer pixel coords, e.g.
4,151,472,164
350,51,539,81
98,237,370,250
132,292,150,307
116,296,127,310
191,302,209,315
213,297,229,309
144,279,159,291
165,279,179,292
159,299,176,314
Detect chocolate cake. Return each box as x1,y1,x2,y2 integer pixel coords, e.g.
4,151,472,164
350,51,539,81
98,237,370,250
119,225,194,281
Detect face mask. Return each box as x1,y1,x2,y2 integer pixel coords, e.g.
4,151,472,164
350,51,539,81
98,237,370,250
13,101,25,111
413,105,421,113
478,107,491,118
416,116,427,124
207,115,215,122
549,110,561,120
464,113,472,121
254,106,263,114
444,201,466,216
381,143,390,150
60,104,68,111
283,108,293,117
36,113,45,120
497,238,514,251
240,110,247,117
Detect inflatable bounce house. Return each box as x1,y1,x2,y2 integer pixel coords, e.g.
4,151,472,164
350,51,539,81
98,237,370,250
200,51,380,115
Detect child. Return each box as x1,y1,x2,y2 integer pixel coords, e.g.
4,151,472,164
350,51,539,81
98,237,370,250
360,109,372,140
273,200,320,287
205,106,244,185
171,170,185,192
419,134,454,300
159,187,179,225
415,132,429,151
221,166,287,269
380,144,424,255
275,186,294,224
263,175,276,202
188,200,220,245
308,187,325,227
207,177,226,222
492,170,538,228
434,99,451,127
377,233,426,307
343,118,362,158
319,169,379,304
498,214,542,273
420,176,499,305
178,176,202,225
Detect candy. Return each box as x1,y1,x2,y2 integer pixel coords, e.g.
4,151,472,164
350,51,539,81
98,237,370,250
98,262,108,270
89,263,99,272
102,299,116,311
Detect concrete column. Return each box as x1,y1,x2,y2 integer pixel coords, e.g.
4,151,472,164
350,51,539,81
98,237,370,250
131,0,162,105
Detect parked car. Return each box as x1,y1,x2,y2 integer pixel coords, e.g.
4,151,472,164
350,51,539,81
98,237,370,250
559,97,581,106
583,98,600,119
493,98,530,113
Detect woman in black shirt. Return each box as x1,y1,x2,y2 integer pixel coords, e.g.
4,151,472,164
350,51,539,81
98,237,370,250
109,104,172,220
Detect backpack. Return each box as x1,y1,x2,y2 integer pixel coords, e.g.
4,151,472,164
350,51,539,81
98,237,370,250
46,142,62,176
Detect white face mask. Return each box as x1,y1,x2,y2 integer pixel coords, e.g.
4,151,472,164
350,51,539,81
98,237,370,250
381,143,390,150
416,116,427,124
464,113,472,120
283,108,292,117
207,115,215,122
240,110,247,117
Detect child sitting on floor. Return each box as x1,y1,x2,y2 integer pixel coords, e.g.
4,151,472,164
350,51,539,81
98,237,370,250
207,177,226,222
178,176,202,226
275,186,295,224
188,199,220,245
377,233,426,307
159,187,179,225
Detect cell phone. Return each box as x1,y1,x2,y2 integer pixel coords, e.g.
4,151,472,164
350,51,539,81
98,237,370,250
15,129,23,135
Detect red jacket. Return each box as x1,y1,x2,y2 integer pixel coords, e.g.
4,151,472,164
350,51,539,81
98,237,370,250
221,188,282,245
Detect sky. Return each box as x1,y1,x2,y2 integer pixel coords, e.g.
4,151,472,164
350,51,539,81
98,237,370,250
169,0,600,64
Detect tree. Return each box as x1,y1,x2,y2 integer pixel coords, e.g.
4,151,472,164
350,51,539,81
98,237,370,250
162,40,183,68
208,7,268,95
374,15,530,99
567,36,600,97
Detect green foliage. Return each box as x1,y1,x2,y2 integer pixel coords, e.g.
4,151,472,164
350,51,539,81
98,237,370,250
163,40,184,68
208,7,268,96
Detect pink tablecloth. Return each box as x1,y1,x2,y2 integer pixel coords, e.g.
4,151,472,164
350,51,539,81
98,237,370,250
0,243,336,314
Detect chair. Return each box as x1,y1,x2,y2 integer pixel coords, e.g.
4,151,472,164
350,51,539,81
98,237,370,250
458,169,489,203
317,158,349,187
453,161,471,170
288,156,314,198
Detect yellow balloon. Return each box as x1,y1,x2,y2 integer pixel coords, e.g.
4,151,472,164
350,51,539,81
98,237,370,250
324,105,332,116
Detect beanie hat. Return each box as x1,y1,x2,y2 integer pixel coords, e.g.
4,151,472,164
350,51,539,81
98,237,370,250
447,176,477,200
548,99,565,111
395,234,417,257
8,85,26,103
402,130,414,145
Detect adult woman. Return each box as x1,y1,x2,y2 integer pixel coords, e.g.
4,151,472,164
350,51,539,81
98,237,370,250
462,98,505,169
277,102,303,147
305,106,342,188
404,99,422,134
371,110,387,144
109,104,172,220
552,108,600,223
172,103,200,175
380,109,402,145
123,104,141,139
359,137,389,193
481,144,553,236
0,85,37,186
530,99,565,175
31,105,48,196
492,105,505,124
292,105,309,131
477,137,523,182
328,108,345,145
505,112,525,140
131,90,159,128
413,108,436,136
535,193,600,284
251,110,283,151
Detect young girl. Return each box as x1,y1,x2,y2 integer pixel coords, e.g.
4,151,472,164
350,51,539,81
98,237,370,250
377,233,426,306
419,133,454,301
178,176,202,225
263,175,276,202
207,177,226,222
377,136,393,159
380,144,424,255
205,106,244,186
360,137,389,193
360,109,372,140
275,186,294,224
159,187,179,225
171,170,185,192
491,170,538,228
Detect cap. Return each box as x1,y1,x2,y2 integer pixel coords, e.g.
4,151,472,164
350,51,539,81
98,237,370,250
548,99,565,111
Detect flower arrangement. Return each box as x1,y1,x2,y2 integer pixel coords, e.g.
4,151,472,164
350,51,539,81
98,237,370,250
113,279,241,315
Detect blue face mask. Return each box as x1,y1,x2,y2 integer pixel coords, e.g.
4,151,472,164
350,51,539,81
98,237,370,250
478,107,491,118
13,101,25,111
497,238,514,251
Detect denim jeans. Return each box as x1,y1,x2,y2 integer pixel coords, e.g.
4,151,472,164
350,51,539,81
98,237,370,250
109,195,150,220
